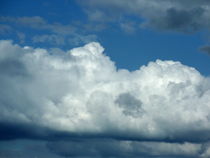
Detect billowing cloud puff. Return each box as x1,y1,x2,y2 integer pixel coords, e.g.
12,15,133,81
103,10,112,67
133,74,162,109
0,40,210,143
1,40,210,157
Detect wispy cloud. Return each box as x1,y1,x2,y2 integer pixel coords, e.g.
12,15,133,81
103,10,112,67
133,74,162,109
0,16,98,47
0,24,12,34
78,0,210,33
32,34,65,45
200,45,210,55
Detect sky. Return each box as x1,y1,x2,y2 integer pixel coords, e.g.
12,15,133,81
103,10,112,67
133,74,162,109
0,0,210,158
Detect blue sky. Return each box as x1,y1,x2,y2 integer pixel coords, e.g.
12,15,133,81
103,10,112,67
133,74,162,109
1,1,210,158
1,0,210,74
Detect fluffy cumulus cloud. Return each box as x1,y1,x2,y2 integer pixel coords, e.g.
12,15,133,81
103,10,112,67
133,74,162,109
78,0,210,32
1,40,210,157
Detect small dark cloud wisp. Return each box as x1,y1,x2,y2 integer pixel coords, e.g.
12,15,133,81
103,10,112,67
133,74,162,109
200,45,210,55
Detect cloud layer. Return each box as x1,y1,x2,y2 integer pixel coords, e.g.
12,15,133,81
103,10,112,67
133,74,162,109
0,16,98,46
1,40,210,157
79,0,210,33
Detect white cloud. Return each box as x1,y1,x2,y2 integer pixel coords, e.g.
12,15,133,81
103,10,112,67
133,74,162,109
0,40,210,143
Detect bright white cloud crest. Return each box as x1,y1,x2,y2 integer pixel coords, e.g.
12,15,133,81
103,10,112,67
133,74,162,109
0,40,210,142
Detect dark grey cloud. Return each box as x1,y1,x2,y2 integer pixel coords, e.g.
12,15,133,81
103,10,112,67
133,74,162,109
46,139,206,158
200,45,210,55
78,0,210,33
0,138,205,158
1,121,206,158
115,93,143,117
0,121,53,141
0,139,63,158
0,59,27,77
148,7,205,32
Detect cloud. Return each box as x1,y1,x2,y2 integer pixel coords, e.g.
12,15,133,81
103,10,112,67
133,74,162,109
1,138,210,158
145,7,206,32
47,139,204,158
115,93,144,117
1,40,210,157
0,16,59,32
78,0,210,33
0,16,98,46
120,21,136,34
0,139,63,158
0,39,210,142
32,34,65,46
16,32,25,44
200,45,210,55
0,24,12,34
68,33,98,46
